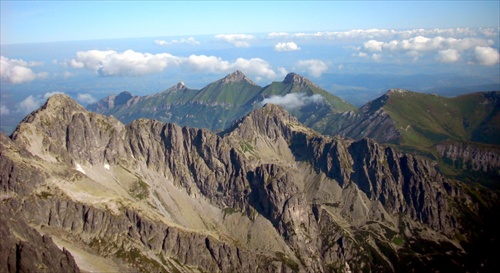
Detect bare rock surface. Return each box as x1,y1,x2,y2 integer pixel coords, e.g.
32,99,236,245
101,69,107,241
1,94,498,272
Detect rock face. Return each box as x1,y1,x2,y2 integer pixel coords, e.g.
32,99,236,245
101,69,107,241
0,206,80,273
1,94,498,272
437,141,500,173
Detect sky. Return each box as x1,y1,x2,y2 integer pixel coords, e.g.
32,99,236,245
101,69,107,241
1,1,499,44
1,1,499,134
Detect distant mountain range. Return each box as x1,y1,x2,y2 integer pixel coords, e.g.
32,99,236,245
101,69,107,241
88,70,355,133
88,71,500,187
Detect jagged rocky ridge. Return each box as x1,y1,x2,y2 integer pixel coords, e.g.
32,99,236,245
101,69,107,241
1,94,499,272
88,73,500,189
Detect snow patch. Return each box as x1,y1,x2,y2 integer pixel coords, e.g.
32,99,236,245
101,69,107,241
75,163,86,174
104,163,110,170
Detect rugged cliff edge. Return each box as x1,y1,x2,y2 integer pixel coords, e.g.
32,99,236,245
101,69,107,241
1,94,499,272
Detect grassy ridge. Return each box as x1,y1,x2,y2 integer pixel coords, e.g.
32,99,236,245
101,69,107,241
381,90,498,147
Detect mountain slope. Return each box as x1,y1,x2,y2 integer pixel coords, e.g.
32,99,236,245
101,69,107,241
332,89,499,147
321,89,500,188
254,73,356,133
87,71,355,132
2,94,499,272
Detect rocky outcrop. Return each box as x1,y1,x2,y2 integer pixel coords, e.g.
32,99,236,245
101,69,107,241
0,206,80,273
1,95,497,272
332,92,400,143
436,140,500,174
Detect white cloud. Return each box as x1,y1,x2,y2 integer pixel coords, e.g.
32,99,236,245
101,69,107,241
291,29,395,40
0,105,10,116
77,93,97,105
364,36,493,53
155,37,200,46
274,42,301,52
437,49,460,63
67,50,281,80
260,93,324,110
67,50,182,76
372,54,382,62
288,27,497,41
267,32,290,39
44,91,65,99
295,59,328,77
186,55,277,79
214,34,254,47
19,95,42,114
355,35,497,65
1,56,46,84
474,46,500,66
363,40,384,52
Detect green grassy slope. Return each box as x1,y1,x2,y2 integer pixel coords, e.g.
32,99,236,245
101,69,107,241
379,90,498,148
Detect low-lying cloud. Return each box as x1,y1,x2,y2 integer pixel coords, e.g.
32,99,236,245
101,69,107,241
295,59,328,77
267,27,498,41
437,49,460,63
18,91,64,114
474,46,500,66
16,92,96,114
0,104,10,116
155,37,200,46
357,35,499,65
274,42,301,52
77,93,97,105
1,56,47,84
66,49,282,79
215,34,254,47
260,93,324,110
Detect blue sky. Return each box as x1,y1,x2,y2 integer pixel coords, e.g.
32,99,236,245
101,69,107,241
1,1,499,44
1,1,499,134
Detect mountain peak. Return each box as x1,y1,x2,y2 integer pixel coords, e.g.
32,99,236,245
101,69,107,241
386,88,410,96
43,94,84,111
223,102,315,139
171,81,187,91
283,72,317,87
221,70,256,85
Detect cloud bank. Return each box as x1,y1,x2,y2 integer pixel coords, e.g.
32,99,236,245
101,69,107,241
260,93,324,110
268,27,498,41
1,56,47,84
66,49,282,79
155,37,200,46
357,36,499,65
